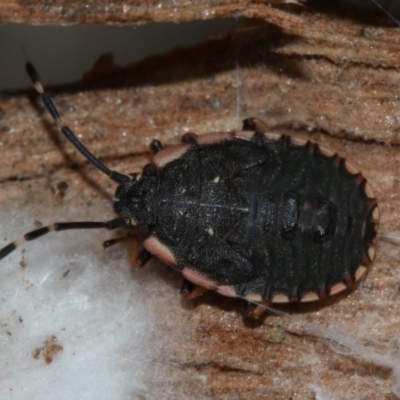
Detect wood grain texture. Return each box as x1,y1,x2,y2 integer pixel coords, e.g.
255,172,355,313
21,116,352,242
2,2,400,399
0,0,302,24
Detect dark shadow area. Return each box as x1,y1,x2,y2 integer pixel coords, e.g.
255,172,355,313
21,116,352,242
6,21,304,97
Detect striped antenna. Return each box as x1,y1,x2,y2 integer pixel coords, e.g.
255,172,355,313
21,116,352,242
25,63,130,184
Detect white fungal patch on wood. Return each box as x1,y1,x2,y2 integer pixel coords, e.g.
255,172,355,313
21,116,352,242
0,205,191,400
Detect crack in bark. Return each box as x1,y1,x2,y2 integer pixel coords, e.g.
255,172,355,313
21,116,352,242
170,360,263,375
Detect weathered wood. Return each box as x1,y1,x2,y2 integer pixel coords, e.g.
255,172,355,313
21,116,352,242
0,0,301,24
1,3,400,400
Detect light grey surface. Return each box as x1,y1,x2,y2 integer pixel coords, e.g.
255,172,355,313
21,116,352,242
0,19,241,91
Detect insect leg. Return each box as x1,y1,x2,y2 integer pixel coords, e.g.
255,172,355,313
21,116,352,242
242,117,269,132
135,249,153,268
150,140,163,154
25,62,129,184
0,217,130,260
240,299,269,319
104,234,153,267
181,132,199,145
180,278,208,299
104,233,150,268
103,236,130,248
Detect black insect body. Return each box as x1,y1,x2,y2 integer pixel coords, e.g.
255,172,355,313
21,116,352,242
117,126,378,306
0,64,379,314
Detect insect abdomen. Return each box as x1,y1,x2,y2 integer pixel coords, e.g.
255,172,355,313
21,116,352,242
149,133,377,302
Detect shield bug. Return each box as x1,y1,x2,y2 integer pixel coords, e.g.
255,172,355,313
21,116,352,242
0,63,379,316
